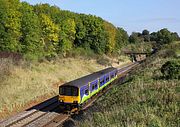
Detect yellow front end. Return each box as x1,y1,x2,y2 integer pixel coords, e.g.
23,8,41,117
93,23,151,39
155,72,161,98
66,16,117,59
59,95,80,104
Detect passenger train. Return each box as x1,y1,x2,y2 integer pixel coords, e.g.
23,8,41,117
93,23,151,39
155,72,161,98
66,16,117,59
59,67,118,111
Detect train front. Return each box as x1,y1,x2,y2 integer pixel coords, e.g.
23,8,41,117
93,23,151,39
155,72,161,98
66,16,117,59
59,85,80,111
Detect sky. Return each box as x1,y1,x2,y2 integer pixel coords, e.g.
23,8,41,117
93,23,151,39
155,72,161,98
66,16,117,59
22,0,180,35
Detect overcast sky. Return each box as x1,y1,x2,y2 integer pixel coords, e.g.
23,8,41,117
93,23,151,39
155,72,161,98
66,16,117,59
22,0,180,35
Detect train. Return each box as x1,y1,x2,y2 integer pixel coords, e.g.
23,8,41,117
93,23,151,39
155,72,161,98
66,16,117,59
58,67,118,112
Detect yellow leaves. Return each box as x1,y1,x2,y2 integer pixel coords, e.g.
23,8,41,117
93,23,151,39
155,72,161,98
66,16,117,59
40,14,59,43
104,22,116,53
5,10,21,32
39,14,60,57
61,18,76,42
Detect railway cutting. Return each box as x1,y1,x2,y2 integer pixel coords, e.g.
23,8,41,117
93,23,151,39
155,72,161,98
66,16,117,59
0,62,138,127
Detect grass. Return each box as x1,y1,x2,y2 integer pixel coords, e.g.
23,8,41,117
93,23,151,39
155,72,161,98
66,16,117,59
0,56,130,119
77,44,180,127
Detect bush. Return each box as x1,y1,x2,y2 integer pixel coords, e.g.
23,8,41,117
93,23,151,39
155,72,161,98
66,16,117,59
161,60,180,79
158,49,176,58
96,56,110,66
67,47,95,58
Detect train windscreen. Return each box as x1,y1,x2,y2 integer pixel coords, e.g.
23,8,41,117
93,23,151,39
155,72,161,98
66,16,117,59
59,86,78,96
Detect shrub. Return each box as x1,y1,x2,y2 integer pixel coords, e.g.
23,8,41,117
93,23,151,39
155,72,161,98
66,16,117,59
67,47,95,58
158,49,176,58
96,56,110,66
161,60,180,79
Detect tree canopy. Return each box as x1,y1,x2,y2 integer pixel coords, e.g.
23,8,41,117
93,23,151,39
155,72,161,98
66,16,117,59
0,0,130,59
0,0,179,60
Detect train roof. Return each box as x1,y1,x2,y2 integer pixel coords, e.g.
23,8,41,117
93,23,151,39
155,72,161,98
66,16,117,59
60,67,117,88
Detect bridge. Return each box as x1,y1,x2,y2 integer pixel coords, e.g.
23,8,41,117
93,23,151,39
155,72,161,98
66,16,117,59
124,51,152,62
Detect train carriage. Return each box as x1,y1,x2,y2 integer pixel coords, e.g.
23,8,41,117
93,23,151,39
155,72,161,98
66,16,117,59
59,67,118,111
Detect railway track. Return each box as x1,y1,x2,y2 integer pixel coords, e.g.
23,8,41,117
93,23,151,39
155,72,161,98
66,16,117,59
0,96,65,127
0,62,138,127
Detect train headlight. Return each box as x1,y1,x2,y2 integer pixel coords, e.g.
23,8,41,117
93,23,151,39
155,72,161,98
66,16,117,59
59,99,64,102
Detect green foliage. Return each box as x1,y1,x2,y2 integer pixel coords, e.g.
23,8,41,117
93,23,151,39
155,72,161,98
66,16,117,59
0,0,22,52
129,32,144,43
96,56,110,66
142,29,150,35
39,13,59,57
81,15,107,54
74,17,86,47
124,42,153,53
150,28,180,45
20,2,44,59
171,32,180,41
161,60,180,79
0,1,131,60
129,30,151,43
129,29,180,45
104,22,116,54
59,19,76,56
128,29,180,55
142,29,150,42
0,1,179,61
115,27,129,51
68,47,95,58
157,28,173,44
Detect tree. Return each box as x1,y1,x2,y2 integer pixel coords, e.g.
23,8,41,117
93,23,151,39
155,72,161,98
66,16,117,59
33,4,51,16
161,60,180,79
115,27,129,51
129,32,143,43
142,29,150,42
142,29,149,35
157,28,173,44
79,15,107,54
34,4,63,24
20,2,44,59
171,32,180,41
0,0,22,52
104,21,116,54
150,32,157,41
40,14,59,57
74,17,86,47
59,19,76,56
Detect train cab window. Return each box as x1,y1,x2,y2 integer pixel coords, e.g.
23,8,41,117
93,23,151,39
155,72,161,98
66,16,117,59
72,88,78,96
59,86,78,96
85,89,89,95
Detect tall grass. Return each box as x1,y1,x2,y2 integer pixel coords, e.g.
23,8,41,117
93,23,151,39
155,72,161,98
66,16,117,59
0,56,130,119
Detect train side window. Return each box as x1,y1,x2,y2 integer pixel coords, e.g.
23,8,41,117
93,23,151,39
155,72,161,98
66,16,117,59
92,85,95,90
115,72,117,76
111,74,114,78
95,83,97,88
106,77,109,82
100,79,104,85
85,89,89,95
